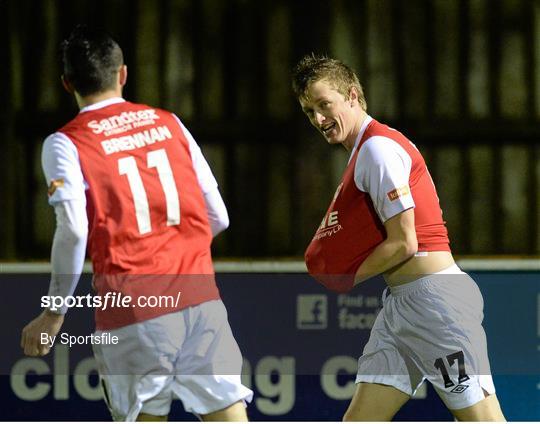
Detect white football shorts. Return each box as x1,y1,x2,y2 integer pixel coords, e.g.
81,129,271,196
356,264,496,410
92,299,253,421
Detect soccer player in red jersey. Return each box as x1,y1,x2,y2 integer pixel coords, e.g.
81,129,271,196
293,55,505,421
21,25,252,421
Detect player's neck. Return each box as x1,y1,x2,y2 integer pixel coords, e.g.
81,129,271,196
76,89,123,109
343,109,367,152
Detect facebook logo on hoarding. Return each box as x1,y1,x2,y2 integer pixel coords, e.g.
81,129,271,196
297,295,328,329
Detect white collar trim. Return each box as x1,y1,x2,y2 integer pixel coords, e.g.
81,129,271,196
80,97,125,113
348,115,373,164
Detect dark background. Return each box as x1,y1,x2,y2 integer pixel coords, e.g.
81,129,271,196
1,0,539,259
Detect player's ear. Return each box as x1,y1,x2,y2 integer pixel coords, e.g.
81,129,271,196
61,75,74,94
349,87,358,107
119,65,128,87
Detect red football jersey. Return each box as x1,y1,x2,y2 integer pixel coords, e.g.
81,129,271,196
305,118,450,293
59,101,219,329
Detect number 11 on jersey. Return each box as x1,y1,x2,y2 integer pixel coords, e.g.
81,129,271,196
118,148,180,235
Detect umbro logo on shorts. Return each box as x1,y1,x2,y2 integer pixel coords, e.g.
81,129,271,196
450,384,469,394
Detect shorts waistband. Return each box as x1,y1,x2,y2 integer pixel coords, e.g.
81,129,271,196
388,264,463,297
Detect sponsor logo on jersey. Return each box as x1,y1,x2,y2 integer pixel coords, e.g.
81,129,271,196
47,178,64,196
387,185,410,201
313,210,342,240
88,109,160,136
101,125,173,155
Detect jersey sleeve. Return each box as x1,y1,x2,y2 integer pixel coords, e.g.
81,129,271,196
42,132,87,205
202,188,230,236
354,136,415,223
173,115,229,236
47,199,88,314
173,116,219,194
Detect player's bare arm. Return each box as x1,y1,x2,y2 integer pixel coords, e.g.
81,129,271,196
354,208,417,285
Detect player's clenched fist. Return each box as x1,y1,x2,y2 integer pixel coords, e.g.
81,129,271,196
21,310,64,356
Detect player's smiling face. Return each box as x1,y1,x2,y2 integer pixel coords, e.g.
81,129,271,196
300,79,359,149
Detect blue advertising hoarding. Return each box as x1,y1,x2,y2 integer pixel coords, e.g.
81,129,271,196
1,269,539,421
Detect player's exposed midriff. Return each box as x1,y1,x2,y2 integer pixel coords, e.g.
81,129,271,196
383,251,456,287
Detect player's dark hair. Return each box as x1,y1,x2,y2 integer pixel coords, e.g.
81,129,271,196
61,25,124,96
292,54,367,110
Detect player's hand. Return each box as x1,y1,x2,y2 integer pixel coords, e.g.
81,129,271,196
21,310,64,356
